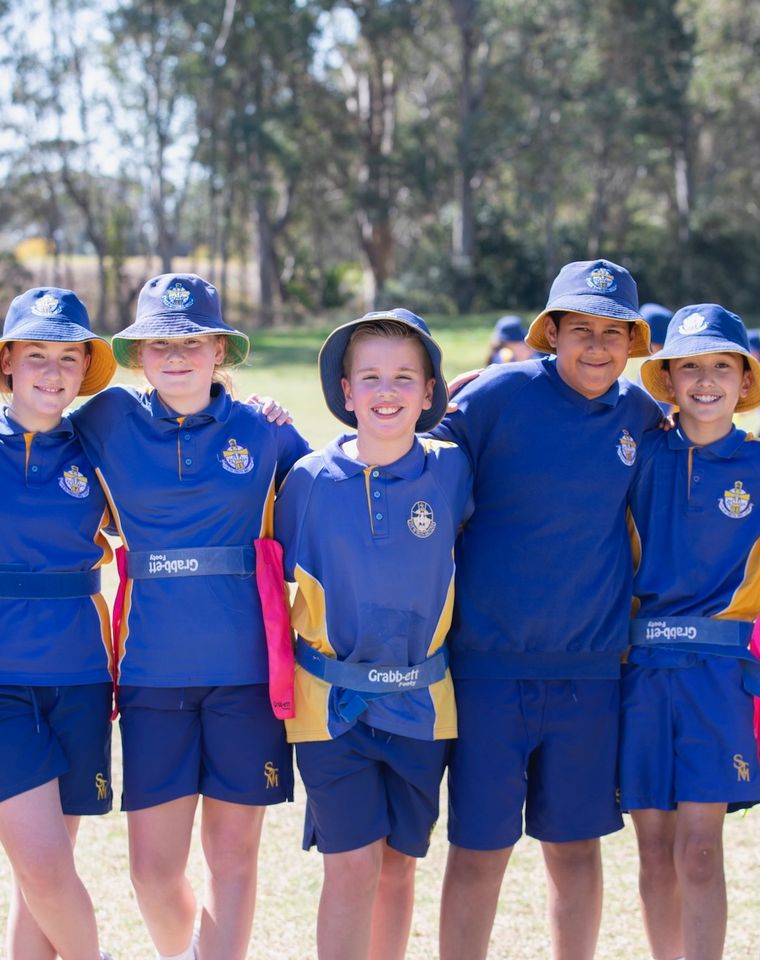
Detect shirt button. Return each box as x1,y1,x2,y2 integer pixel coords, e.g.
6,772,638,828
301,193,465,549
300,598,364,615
185,458,192,466
30,465,38,472
693,475,701,483
184,433,191,441
372,470,380,478
373,490,380,498
375,512,383,520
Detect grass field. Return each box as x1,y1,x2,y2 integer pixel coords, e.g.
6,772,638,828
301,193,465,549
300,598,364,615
2,315,760,958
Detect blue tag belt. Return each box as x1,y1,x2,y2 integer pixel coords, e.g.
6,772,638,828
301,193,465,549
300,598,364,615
0,569,101,598
125,546,255,579
296,637,449,723
630,616,760,696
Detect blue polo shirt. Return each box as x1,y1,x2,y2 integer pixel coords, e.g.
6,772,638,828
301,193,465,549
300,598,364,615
72,385,309,686
629,424,760,667
431,357,662,679
274,435,473,742
0,410,112,685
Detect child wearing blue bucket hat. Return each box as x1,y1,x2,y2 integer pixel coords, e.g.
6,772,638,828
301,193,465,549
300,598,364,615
431,259,664,960
0,288,116,960
484,314,533,365
69,274,309,960
274,308,473,960
622,303,760,960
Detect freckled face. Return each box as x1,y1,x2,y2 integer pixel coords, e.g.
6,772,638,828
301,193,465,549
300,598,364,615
138,335,225,414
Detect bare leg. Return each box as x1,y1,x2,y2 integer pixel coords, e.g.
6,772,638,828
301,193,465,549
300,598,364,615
369,843,416,960
7,815,82,960
674,801,727,960
318,840,384,960
197,797,265,960
0,782,100,960
631,808,682,960
128,795,199,956
439,844,513,960
541,838,602,960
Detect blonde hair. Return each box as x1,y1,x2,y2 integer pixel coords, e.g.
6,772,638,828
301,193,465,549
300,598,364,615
342,320,433,380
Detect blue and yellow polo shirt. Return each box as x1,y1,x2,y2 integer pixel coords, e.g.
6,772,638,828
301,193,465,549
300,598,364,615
72,385,309,686
629,424,760,667
274,435,473,742
0,409,112,684
431,357,663,679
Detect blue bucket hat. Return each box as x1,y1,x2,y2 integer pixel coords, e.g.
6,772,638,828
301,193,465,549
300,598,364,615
318,308,448,432
112,273,249,368
639,302,673,347
526,259,650,358
493,315,526,342
641,303,760,413
0,287,116,395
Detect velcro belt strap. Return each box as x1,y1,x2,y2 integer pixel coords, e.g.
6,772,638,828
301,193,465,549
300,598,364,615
125,546,255,579
630,617,752,652
296,637,449,693
630,616,760,698
0,569,101,599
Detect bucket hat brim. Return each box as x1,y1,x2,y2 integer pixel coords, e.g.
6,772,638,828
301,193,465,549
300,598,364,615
112,320,249,368
526,307,651,358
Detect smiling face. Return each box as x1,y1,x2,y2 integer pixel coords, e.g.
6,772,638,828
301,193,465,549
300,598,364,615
544,312,633,399
663,351,751,445
138,335,225,414
340,333,435,465
1,340,90,431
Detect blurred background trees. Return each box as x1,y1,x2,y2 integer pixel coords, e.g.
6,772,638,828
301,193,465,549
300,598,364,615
0,0,758,328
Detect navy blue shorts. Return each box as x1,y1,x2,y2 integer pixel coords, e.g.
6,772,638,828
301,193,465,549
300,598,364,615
619,657,760,811
119,684,293,811
0,683,112,814
448,678,623,849
296,722,449,857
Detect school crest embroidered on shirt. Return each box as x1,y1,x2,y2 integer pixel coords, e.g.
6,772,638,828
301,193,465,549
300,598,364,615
58,464,90,498
719,481,753,519
162,282,194,310
586,267,617,293
678,312,707,335
219,438,254,474
407,500,436,539
32,294,61,316
616,429,637,466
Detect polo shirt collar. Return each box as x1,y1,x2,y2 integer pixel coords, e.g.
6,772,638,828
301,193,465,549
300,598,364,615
146,383,232,429
667,421,747,458
543,357,621,409
0,407,76,439
323,434,426,481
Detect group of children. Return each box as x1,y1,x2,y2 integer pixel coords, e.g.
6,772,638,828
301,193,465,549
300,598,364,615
0,260,758,960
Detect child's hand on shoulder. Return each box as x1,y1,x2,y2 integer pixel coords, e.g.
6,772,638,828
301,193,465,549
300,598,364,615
245,393,293,425
446,368,485,412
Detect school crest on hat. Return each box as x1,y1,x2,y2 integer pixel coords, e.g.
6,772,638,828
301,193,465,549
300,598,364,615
586,267,617,294
31,294,62,317
59,464,90,499
219,438,254,474
407,500,436,539
718,481,753,519
616,429,637,467
677,312,708,335
162,282,194,310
